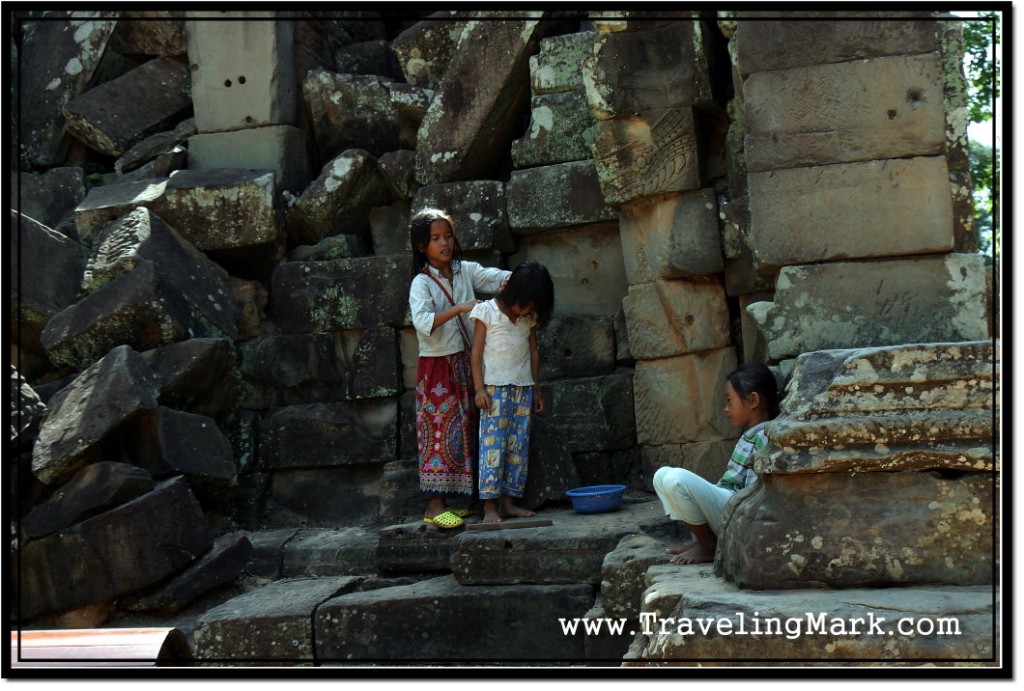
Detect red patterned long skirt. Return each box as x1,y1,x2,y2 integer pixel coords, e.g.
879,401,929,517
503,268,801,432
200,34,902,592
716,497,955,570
416,352,478,496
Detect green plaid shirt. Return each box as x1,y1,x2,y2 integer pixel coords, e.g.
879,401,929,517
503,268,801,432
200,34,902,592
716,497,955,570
717,421,769,492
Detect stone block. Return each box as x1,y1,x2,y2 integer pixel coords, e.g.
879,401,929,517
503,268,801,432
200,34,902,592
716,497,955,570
761,341,997,474
451,501,667,585
744,53,946,172
259,401,397,469
333,39,402,80
377,459,423,525
118,145,189,185
593,109,703,205
376,520,461,575
369,202,411,256
285,148,392,245
109,12,186,56
633,348,738,446
14,167,87,229
415,14,544,185
510,222,627,318
303,70,432,159
281,528,378,578
20,461,154,541
314,576,592,662
601,534,674,620
537,314,616,380
186,19,297,132
74,178,169,244
239,328,400,408
507,160,617,234
131,532,252,615
718,471,994,589
64,57,192,157
523,415,581,511
129,407,236,487
581,598,634,664
270,255,408,332
32,345,159,485
188,125,309,193
141,337,242,418
735,17,943,77
530,31,595,94
391,16,463,88
194,577,362,662
619,189,723,283
583,22,713,120
748,254,990,361
573,448,642,491
629,566,994,662
399,328,419,390
749,157,954,268
18,17,116,168
511,90,599,168
11,212,86,353
40,261,193,370
540,373,635,454
411,180,515,253
84,207,238,339
17,477,212,619
151,168,283,251
622,278,731,360
738,292,771,365
266,465,384,527
243,528,298,579
378,149,420,200
113,117,195,176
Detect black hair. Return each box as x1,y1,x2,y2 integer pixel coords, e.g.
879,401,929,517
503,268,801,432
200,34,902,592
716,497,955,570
499,259,555,329
409,208,463,278
726,363,780,420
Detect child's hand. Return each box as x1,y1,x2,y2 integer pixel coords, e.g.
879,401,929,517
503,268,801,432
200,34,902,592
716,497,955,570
533,390,545,414
475,389,493,412
460,299,481,313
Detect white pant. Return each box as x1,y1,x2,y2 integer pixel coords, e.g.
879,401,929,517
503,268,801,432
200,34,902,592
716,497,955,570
652,466,735,535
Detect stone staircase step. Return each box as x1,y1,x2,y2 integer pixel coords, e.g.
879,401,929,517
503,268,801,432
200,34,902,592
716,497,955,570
626,564,996,663
281,528,377,578
451,499,673,585
314,575,594,662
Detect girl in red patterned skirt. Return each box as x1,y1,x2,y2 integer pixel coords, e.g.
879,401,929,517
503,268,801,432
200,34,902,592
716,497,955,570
408,209,510,529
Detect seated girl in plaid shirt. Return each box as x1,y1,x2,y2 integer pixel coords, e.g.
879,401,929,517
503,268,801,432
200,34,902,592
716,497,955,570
653,363,780,565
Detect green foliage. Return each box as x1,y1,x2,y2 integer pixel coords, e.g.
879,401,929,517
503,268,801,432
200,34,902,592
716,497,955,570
961,12,1000,259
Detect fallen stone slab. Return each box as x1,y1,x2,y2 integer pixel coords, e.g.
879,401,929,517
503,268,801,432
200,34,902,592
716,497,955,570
64,56,192,157
314,575,593,662
378,149,420,200
281,528,378,578
530,31,595,95
40,260,193,370
194,576,362,663
369,202,411,256
20,461,154,541
334,39,402,81
114,117,195,175
74,178,169,244
32,345,159,485
151,168,283,252
14,167,87,229
11,211,86,353
627,566,994,663
391,15,463,88
511,90,599,169
18,16,116,168
286,234,368,263
128,532,253,615
17,477,212,620
601,534,677,620
140,337,242,418
451,500,668,585
108,11,186,56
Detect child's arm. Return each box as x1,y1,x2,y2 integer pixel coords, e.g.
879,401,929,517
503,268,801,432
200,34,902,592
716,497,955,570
410,277,477,335
471,320,491,412
529,325,544,413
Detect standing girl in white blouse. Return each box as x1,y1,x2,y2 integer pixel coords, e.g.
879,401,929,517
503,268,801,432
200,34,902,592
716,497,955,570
469,260,555,524
408,209,511,529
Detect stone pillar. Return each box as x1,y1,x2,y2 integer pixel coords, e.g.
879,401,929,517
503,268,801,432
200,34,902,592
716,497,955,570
184,12,309,192
718,340,998,589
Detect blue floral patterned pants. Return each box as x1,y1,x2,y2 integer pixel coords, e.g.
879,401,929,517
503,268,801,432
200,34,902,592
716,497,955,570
478,385,532,499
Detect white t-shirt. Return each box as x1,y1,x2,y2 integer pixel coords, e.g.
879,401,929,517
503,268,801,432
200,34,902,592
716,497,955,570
469,299,536,386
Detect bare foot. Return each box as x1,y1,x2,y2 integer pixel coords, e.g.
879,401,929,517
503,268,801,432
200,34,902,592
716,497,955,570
666,542,698,556
424,497,447,521
670,543,715,565
482,499,502,524
499,497,536,518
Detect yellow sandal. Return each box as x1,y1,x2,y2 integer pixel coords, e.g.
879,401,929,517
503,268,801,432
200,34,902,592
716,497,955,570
423,510,464,529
